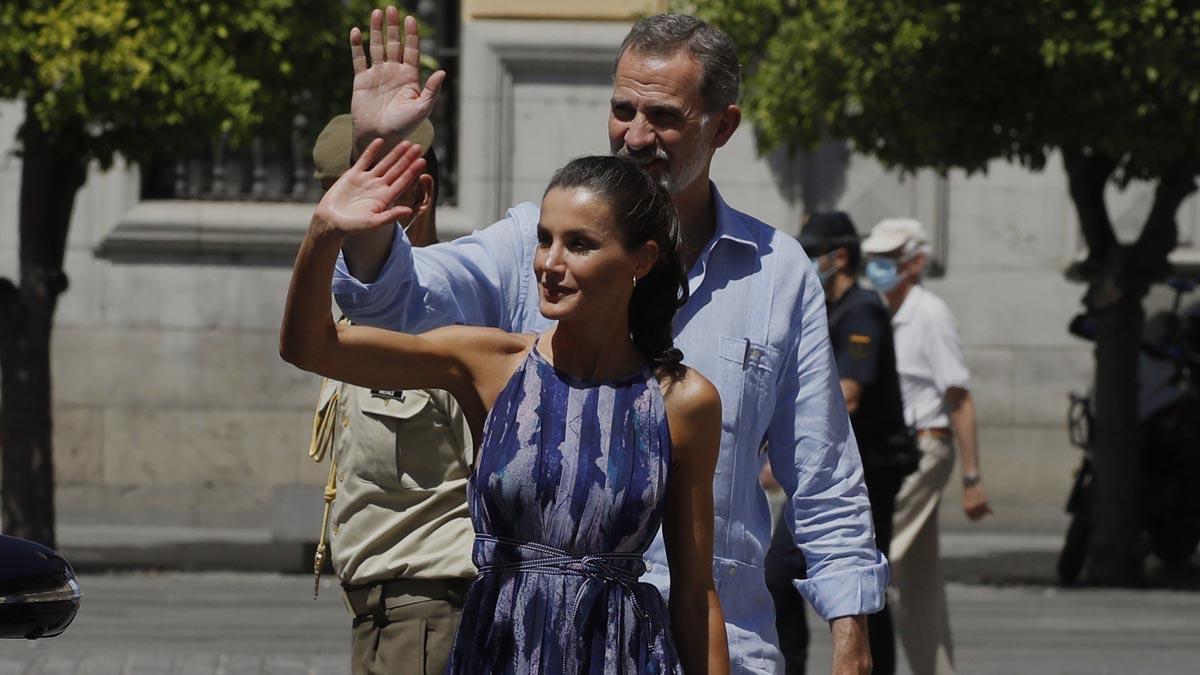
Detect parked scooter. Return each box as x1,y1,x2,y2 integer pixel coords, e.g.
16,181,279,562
1058,278,1200,583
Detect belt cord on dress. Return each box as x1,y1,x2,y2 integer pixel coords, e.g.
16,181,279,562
474,533,653,673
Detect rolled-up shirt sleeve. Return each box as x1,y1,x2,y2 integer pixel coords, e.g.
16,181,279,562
766,263,889,620
332,203,539,332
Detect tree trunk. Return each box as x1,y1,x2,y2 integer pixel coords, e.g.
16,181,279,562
0,100,84,548
1087,289,1145,584
1063,148,1197,586
0,282,59,547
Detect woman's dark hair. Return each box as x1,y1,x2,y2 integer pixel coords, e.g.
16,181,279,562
545,156,688,379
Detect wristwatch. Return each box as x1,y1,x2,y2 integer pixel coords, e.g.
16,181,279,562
962,472,982,488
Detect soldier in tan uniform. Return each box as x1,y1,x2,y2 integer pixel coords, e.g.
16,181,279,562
309,114,474,675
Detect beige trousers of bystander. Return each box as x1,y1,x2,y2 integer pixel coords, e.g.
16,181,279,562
889,432,957,675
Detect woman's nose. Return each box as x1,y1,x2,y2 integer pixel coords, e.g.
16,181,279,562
543,244,566,272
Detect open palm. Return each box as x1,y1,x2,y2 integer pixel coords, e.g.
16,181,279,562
349,8,447,153
316,140,426,236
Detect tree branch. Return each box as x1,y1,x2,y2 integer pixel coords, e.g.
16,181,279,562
1063,147,1119,275
1130,164,1198,279
0,277,17,325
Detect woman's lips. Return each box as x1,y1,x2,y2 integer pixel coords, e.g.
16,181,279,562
542,283,573,299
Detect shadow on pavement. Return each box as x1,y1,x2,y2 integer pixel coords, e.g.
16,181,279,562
944,549,1200,590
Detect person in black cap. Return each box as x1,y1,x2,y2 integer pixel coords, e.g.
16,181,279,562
763,211,918,675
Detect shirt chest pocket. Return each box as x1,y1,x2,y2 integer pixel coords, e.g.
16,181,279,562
716,336,781,438
346,388,465,489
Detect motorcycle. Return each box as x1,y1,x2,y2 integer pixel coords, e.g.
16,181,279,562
1057,278,1200,584
0,535,81,639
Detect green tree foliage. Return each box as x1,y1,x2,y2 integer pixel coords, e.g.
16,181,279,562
685,0,1200,585
0,0,393,165
0,0,409,547
687,1,1200,181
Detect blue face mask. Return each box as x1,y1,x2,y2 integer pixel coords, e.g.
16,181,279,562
815,253,838,285
865,256,903,293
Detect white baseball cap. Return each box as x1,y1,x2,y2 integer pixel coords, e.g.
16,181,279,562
861,218,928,255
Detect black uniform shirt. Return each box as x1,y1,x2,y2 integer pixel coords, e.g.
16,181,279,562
827,284,908,471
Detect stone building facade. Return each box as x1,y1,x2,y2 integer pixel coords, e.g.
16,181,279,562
2,0,1198,547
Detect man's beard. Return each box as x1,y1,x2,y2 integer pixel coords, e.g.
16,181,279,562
615,140,710,195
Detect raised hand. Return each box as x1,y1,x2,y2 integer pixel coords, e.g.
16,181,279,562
314,139,426,238
349,7,447,155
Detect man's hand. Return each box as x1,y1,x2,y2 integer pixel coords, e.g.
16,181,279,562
963,483,992,521
829,615,872,675
349,7,447,157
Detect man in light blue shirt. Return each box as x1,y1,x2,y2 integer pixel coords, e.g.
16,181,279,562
333,9,886,674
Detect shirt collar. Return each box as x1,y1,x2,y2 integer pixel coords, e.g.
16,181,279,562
892,283,924,325
710,183,759,252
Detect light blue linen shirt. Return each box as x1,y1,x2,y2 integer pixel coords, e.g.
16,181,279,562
332,185,888,674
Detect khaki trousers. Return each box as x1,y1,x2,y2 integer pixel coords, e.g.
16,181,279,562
345,579,469,675
889,433,957,675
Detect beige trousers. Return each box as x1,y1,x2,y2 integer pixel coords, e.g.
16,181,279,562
346,580,466,675
889,433,957,675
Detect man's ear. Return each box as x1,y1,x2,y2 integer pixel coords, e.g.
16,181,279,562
906,251,929,276
413,173,435,216
834,247,851,271
711,104,741,149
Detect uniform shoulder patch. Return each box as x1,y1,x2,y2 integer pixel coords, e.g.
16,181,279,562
847,334,871,359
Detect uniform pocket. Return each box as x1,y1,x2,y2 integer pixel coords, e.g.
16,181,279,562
358,388,434,420
347,388,460,488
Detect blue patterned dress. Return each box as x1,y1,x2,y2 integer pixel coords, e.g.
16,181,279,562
446,338,683,675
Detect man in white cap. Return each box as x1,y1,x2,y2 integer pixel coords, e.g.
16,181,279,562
861,218,991,675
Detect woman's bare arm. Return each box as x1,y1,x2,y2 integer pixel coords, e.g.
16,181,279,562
662,370,730,675
280,139,524,423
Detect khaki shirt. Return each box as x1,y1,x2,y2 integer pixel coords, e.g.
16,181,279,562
317,381,475,585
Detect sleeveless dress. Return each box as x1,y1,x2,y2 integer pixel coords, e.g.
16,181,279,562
446,338,683,675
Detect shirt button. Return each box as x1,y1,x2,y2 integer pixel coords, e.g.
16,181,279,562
341,415,350,428
337,471,346,482
728,566,737,577
332,525,340,536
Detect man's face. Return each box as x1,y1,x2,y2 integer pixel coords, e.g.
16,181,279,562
609,49,714,195
865,248,924,293
813,248,843,285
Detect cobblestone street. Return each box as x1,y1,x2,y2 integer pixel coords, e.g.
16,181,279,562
3,570,1200,674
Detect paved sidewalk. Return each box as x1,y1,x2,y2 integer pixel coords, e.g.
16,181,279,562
4,570,1199,674
811,582,1200,675
1,573,347,675
55,524,1070,573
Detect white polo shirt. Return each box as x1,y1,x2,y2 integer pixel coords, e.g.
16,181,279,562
892,283,970,430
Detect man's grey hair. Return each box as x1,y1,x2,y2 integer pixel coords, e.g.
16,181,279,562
614,14,741,113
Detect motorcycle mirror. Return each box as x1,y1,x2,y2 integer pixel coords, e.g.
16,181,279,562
0,535,82,639
1068,313,1097,341
1166,277,1197,294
